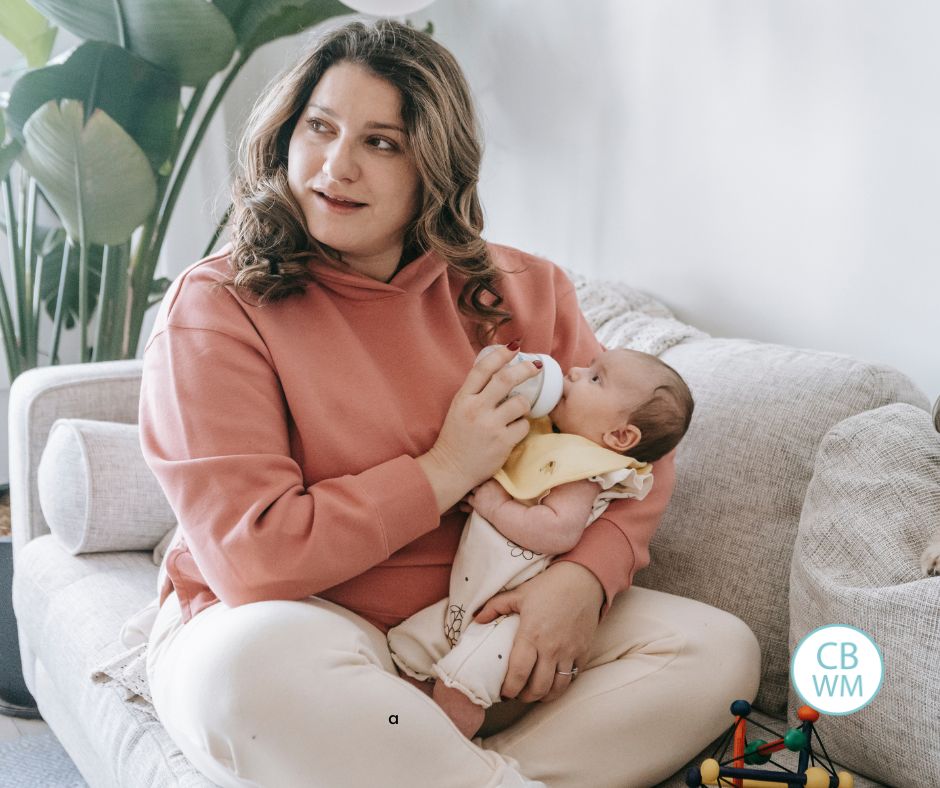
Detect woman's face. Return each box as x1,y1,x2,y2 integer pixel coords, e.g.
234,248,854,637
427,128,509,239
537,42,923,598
287,61,422,281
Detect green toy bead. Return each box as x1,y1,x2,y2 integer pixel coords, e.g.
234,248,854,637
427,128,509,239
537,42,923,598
744,739,771,765
783,728,808,751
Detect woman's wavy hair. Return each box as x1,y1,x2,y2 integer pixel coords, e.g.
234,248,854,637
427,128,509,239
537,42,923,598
220,18,513,345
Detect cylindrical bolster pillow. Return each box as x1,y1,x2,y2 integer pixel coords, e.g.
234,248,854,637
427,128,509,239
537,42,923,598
37,418,177,554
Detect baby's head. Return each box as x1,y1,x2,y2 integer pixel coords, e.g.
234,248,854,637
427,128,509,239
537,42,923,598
548,348,694,462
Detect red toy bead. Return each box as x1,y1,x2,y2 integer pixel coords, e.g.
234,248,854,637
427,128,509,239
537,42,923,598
797,705,820,722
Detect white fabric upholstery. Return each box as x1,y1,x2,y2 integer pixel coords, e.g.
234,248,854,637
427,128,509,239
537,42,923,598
37,418,176,554
789,404,940,787
12,535,213,787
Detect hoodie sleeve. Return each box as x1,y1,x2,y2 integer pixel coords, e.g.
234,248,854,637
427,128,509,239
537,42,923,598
545,271,676,620
138,282,440,609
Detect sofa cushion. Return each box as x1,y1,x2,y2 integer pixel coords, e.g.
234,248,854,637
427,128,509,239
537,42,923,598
37,419,176,554
11,536,213,787
642,338,929,717
789,403,940,787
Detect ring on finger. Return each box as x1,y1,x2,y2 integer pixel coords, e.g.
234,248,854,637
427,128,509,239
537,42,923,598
554,666,579,678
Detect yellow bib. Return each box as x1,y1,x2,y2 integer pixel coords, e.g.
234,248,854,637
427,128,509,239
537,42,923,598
493,416,651,504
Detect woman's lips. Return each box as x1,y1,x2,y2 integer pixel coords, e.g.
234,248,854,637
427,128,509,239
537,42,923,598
316,191,367,213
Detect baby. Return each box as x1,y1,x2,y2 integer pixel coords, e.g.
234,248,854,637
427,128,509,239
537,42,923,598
387,348,695,737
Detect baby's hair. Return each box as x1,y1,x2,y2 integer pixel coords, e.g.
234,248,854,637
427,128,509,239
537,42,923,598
623,355,694,463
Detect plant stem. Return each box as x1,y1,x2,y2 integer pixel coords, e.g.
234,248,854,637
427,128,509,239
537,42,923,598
153,64,242,254
92,244,113,363
126,53,247,358
168,85,207,182
23,178,37,367
111,0,128,49
49,240,70,366
0,178,22,380
202,202,232,258
31,251,45,347
122,82,206,357
110,240,129,359
74,160,88,362
12,178,26,365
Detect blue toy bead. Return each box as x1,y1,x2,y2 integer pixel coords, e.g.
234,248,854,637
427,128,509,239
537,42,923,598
684,766,703,787
730,699,752,717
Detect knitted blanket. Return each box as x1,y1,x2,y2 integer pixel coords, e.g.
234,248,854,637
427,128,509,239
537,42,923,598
91,272,706,716
560,266,708,355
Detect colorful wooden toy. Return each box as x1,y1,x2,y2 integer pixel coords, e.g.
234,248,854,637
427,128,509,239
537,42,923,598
685,700,854,788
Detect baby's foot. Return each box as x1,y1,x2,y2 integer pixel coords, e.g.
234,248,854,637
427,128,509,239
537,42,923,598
432,680,486,738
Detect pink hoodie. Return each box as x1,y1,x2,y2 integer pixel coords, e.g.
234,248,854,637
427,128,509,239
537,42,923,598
139,242,675,631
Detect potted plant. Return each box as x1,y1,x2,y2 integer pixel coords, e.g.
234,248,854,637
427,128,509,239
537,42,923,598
0,0,365,718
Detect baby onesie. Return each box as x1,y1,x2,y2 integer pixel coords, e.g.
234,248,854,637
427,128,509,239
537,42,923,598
387,417,653,707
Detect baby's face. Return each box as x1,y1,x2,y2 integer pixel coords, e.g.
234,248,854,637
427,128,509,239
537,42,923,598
548,349,658,451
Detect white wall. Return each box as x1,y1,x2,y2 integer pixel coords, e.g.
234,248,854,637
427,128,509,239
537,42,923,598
2,1,938,405
409,0,939,400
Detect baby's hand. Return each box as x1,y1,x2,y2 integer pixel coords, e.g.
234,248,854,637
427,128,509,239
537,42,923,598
465,479,513,521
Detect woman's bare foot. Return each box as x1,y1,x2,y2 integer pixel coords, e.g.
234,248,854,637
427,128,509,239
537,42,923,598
432,680,486,738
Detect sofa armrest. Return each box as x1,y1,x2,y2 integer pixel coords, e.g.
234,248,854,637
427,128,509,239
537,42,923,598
8,359,143,556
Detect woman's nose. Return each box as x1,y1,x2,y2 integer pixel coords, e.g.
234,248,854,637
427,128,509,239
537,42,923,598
322,138,359,182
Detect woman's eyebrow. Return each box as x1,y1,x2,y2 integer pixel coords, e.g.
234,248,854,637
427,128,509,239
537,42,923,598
308,102,405,133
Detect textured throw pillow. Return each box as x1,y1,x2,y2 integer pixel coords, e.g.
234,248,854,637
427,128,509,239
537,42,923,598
639,338,929,717
789,403,940,787
37,418,176,554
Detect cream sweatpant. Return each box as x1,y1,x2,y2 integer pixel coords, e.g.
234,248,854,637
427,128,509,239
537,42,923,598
147,586,761,788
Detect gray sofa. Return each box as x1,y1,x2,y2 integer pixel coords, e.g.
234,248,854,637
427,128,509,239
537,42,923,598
9,276,939,787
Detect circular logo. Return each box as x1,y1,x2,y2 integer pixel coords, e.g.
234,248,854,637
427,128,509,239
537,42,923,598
791,624,883,714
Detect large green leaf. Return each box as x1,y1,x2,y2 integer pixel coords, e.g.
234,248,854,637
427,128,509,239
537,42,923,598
5,41,179,171
214,0,351,57
20,100,157,245
29,0,236,86
0,0,57,68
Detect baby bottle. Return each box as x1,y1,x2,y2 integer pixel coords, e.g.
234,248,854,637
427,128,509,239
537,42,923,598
475,344,564,418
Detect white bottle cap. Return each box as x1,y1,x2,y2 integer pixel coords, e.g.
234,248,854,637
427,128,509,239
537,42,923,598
529,354,563,418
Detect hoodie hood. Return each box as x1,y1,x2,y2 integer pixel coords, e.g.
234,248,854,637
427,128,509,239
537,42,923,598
307,249,448,301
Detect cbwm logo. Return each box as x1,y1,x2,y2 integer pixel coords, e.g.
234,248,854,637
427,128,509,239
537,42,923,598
790,625,883,715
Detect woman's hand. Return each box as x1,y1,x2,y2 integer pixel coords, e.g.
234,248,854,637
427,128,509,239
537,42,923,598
473,561,604,704
426,343,542,494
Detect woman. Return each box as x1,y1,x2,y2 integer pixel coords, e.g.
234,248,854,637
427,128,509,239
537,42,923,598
141,18,760,788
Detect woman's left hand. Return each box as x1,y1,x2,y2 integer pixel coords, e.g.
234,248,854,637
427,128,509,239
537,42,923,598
473,561,603,703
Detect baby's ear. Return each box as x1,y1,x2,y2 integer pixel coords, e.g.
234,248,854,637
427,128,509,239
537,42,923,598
604,424,641,453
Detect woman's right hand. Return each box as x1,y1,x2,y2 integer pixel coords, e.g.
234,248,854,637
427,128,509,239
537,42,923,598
427,343,541,492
